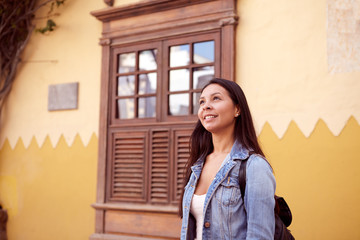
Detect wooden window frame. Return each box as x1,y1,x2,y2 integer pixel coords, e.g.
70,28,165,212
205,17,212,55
162,32,221,122
110,42,162,125
110,32,221,125
91,0,237,239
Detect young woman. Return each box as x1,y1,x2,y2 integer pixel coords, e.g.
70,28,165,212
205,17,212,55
179,78,276,240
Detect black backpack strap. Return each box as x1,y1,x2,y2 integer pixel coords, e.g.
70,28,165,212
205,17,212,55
238,154,295,240
239,156,249,203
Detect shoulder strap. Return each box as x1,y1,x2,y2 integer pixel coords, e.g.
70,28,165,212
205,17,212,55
239,156,249,203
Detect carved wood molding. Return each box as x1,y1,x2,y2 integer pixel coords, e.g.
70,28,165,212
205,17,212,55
93,0,215,22
219,15,239,27
99,38,111,46
90,1,237,238
92,0,237,46
92,202,178,213
104,0,114,7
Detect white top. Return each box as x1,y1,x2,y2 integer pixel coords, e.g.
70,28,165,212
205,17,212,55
190,194,206,240
190,153,230,240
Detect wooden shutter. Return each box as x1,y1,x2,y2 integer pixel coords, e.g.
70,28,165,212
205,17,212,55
173,129,192,202
150,129,170,203
110,131,147,202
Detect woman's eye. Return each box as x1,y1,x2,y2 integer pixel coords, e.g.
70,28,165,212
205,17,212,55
199,100,204,105
213,96,220,100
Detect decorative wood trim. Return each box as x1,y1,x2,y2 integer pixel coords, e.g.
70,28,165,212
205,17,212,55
110,121,197,129
219,16,239,27
92,0,237,46
92,202,178,213
94,209,105,233
104,210,181,238
221,24,237,81
90,233,165,240
99,38,111,46
94,39,111,233
92,0,215,22
104,0,114,7
91,0,237,238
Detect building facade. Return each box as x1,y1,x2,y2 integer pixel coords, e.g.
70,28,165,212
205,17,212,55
0,0,359,239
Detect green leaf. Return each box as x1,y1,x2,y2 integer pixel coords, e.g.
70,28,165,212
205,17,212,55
46,19,56,31
35,19,57,34
56,0,66,7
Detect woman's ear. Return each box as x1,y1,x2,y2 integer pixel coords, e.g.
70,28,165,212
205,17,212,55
235,106,240,117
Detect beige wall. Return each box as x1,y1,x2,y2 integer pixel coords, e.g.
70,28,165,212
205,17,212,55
0,0,104,148
237,0,360,138
2,0,359,148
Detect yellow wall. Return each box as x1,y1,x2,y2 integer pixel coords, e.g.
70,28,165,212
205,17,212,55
0,134,98,240
0,2,104,239
1,119,359,239
259,117,360,239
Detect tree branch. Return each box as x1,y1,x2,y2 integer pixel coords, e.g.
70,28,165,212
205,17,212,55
0,0,65,116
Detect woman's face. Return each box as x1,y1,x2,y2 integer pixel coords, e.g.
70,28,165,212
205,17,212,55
198,84,239,134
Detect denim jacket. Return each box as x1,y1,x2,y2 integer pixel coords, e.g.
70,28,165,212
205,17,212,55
181,141,276,240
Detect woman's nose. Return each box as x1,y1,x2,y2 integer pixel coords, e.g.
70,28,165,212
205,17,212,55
202,102,212,110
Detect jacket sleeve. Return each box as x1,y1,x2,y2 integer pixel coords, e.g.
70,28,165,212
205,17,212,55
244,155,276,240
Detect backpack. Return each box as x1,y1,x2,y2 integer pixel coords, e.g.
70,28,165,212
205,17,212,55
239,156,295,240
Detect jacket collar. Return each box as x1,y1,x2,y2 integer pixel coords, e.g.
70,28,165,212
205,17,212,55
229,140,250,160
192,140,250,170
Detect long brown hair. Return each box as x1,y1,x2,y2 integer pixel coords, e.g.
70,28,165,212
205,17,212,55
178,78,265,217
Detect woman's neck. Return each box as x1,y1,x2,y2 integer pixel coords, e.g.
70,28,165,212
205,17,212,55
211,132,235,154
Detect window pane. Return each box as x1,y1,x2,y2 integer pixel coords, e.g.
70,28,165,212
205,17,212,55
139,73,157,94
193,66,214,89
169,69,189,92
170,44,190,67
118,75,135,96
118,52,136,73
139,49,157,71
117,98,134,119
169,93,189,115
193,41,214,64
193,92,201,114
138,97,156,118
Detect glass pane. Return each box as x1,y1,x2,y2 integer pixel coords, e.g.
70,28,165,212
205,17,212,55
138,97,156,118
193,41,215,64
117,75,135,96
169,69,189,92
139,73,157,94
193,66,214,89
169,93,189,116
170,44,190,67
139,49,157,71
118,52,136,73
117,98,134,119
193,92,201,114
